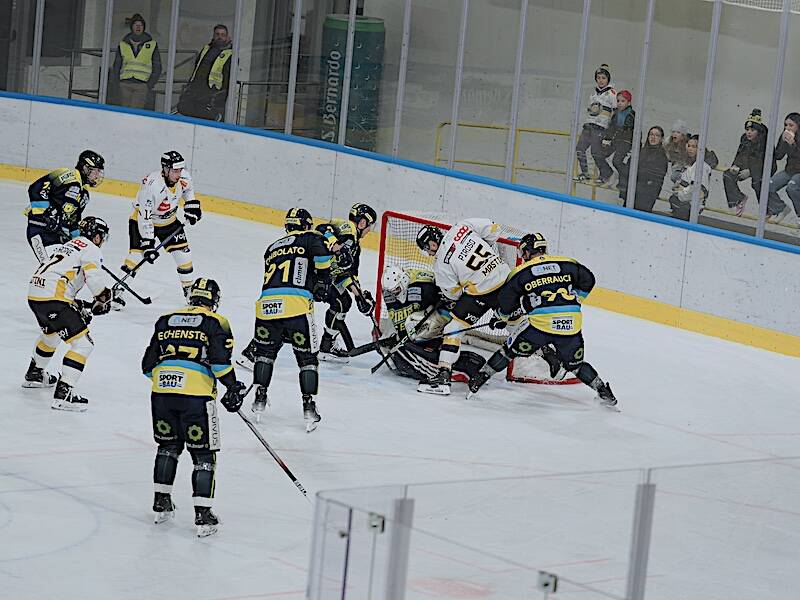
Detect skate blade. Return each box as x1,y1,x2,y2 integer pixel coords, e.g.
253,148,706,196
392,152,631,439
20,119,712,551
21,379,56,389
51,399,88,412
253,411,264,424
154,510,175,525
318,353,350,364
596,398,621,412
305,421,318,433
235,357,254,371
196,524,218,537
465,389,479,400
417,384,451,396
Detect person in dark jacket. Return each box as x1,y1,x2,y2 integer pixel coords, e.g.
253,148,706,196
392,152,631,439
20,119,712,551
633,126,668,213
723,109,772,217
602,89,636,200
177,25,234,121
766,112,800,223
109,14,162,110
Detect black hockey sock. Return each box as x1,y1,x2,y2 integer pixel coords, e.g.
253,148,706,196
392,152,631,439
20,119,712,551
254,357,275,387
573,362,601,388
154,446,180,486
190,452,216,501
299,364,318,396
486,347,512,375
334,319,355,351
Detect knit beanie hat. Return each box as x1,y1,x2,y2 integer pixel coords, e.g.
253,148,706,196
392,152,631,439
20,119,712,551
671,119,688,135
595,64,611,83
744,108,766,134
618,90,632,103
126,13,146,30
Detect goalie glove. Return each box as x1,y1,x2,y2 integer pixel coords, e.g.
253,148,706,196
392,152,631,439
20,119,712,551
183,199,202,225
355,289,375,315
141,238,159,264
92,288,112,316
221,380,247,412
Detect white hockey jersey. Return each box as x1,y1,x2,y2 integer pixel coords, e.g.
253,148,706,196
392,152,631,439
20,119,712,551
28,236,108,304
433,218,510,300
133,169,196,240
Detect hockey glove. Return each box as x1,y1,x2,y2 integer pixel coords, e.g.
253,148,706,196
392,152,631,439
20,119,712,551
92,288,112,316
76,300,93,324
489,316,507,330
336,243,354,271
355,289,375,315
42,207,61,232
141,238,159,264
183,199,202,225
221,380,247,412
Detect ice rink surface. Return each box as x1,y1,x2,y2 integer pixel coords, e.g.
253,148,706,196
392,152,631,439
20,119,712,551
1,180,799,599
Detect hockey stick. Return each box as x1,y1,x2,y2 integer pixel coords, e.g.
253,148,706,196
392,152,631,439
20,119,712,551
110,229,181,293
102,265,152,304
237,408,311,502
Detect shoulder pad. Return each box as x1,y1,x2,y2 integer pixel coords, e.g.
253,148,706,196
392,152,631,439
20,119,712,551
52,168,80,186
408,268,435,283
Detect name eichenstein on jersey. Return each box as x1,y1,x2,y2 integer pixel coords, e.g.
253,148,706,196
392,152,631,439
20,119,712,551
157,330,209,342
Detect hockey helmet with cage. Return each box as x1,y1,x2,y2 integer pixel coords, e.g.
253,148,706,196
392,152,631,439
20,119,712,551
415,225,443,253
285,207,313,233
78,216,110,245
518,232,547,258
188,277,222,312
381,265,411,303
349,203,377,228
161,150,186,171
76,150,105,187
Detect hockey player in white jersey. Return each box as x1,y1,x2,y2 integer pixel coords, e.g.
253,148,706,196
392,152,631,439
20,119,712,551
24,216,113,411
116,151,202,304
415,218,511,395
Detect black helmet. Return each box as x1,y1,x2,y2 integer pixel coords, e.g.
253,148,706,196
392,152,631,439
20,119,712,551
349,203,377,227
76,150,105,187
415,225,443,253
188,277,222,311
285,207,313,233
161,150,186,170
78,216,110,245
519,232,547,258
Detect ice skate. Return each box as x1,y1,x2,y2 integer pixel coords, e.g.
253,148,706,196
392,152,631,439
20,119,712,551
110,287,126,311
768,205,792,224
573,173,591,183
318,333,350,364
303,396,321,433
596,382,619,411
194,506,219,537
22,359,57,388
466,370,490,399
418,367,452,396
153,492,176,524
251,386,269,423
51,379,88,412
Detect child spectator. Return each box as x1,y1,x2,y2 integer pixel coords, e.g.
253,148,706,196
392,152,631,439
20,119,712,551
602,89,636,200
574,64,616,185
766,112,800,223
664,119,689,175
723,109,772,217
669,134,712,221
633,126,668,212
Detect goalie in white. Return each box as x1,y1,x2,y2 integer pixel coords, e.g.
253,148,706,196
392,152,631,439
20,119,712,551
378,266,485,383
414,218,510,395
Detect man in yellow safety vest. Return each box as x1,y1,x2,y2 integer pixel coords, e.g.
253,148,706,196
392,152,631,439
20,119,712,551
109,13,162,110
177,25,234,122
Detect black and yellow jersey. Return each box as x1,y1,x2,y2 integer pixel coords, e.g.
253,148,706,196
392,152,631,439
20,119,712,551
497,254,595,336
142,306,236,398
316,218,361,288
26,168,89,239
383,269,445,337
256,229,333,320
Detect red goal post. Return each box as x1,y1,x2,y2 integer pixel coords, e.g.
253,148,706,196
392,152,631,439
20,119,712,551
373,210,578,385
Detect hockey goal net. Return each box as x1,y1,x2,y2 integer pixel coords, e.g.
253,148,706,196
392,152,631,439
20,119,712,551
374,211,578,385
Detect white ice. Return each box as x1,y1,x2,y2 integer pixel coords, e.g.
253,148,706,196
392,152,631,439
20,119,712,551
1,180,799,600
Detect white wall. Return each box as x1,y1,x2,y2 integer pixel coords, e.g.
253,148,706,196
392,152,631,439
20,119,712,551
3,96,799,337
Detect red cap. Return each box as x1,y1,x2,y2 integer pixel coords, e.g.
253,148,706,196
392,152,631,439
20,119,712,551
618,90,632,102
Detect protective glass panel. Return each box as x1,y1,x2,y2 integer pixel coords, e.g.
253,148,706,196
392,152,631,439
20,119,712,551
106,1,171,111
515,0,584,191
572,0,646,206
37,0,106,101
446,0,519,179
397,0,462,165
172,1,236,120
703,3,780,238
635,0,712,219
0,0,36,92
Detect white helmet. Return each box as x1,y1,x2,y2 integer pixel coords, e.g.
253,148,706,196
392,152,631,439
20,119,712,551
381,265,410,303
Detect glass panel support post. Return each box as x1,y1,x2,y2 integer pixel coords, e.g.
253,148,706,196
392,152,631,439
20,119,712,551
504,0,528,183
447,0,470,171
564,0,591,195
337,0,359,145
163,0,181,114
285,0,303,135
391,0,412,157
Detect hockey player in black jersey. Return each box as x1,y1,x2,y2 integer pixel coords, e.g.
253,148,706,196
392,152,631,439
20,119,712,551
315,203,377,362
378,265,485,382
142,278,247,536
249,208,334,432
25,150,105,263
467,233,617,408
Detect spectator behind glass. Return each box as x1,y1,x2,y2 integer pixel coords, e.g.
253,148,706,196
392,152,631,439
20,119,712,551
669,135,712,221
664,119,689,174
109,14,162,110
766,112,800,224
176,25,234,122
574,64,616,185
633,126,668,213
602,89,636,202
723,109,773,217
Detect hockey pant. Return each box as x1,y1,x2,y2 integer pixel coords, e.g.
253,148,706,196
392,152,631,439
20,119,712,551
28,299,93,387
124,216,194,289
26,222,64,264
253,313,319,397
151,392,219,507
